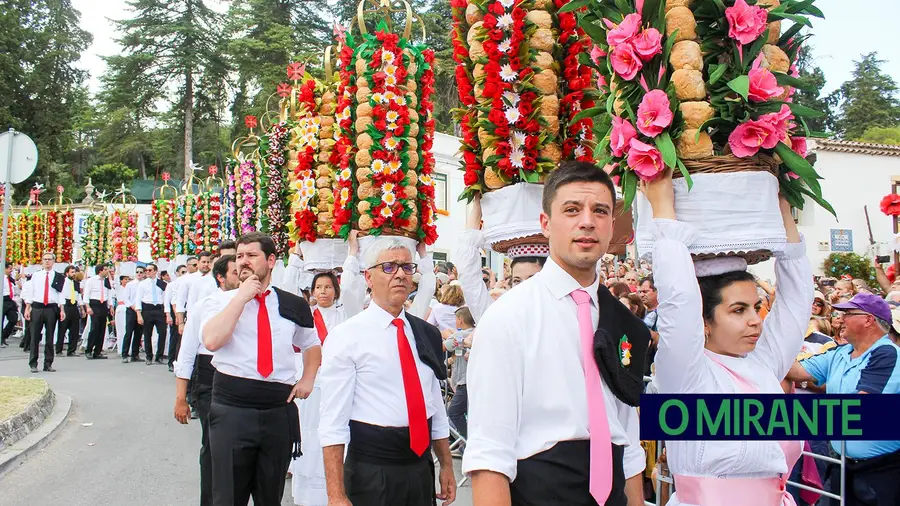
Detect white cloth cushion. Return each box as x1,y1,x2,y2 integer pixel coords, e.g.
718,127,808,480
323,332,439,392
300,239,349,272
481,183,544,248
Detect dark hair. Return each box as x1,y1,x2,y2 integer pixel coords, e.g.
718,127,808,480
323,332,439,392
435,263,450,275
621,293,647,319
610,282,631,298
64,265,75,275
197,251,212,260
238,232,276,259
541,161,617,215
187,256,197,263
639,275,656,291
212,254,235,287
445,261,456,272
510,256,546,272
698,270,757,322
94,263,108,274
312,272,341,300
145,263,158,272
455,306,476,327
175,264,185,272
217,240,237,254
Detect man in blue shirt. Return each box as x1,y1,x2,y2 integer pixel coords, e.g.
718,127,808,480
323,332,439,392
787,292,900,505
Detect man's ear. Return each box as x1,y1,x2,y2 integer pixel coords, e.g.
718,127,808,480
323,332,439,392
539,211,550,239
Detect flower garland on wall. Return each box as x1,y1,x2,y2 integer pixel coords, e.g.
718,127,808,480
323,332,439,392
579,0,831,212
111,209,138,262
342,23,439,244
261,120,292,255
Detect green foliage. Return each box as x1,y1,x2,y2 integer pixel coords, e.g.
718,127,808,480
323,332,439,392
792,45,835,133
88,163,138,195
822,253,877,287
856,126,900,146
829,52,900,139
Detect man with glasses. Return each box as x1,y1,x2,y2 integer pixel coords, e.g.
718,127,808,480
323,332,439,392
136,264,168,365
319,237,456,506
788,292,900,505
83,264,113,359
121,266,146,362
23,253,67,373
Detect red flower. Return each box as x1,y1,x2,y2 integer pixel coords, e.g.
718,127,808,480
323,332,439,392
488,3,504,15
880,194,900,217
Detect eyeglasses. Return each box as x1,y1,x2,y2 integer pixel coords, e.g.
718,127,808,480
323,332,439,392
369,262,417,275
812,300,824,306
842,311,870,319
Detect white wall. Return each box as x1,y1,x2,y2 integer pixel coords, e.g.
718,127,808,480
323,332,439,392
749,145,900,281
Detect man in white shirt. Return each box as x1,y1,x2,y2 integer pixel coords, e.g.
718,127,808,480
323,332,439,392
23,253,67,373
121,266,146,362
55,265,83,357
201,232,321,506
174,254,238,506
318,237,457,506
165,264,186,370
135,263,168,365
2,265,18,347
463,162,649,506
176,252,212,331
83,264,113,359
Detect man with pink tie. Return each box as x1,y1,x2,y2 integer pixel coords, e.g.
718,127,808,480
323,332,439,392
463,162,651,506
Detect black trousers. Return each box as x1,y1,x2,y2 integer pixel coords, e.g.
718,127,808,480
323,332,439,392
448,384,468,439
208,401,292,506
86,301,109,357
141,305,167,361
510,441,627,506
827,449,900,505
2,298,17,344
168,310,181,366
196,383,213,506
345,455,435,506
21,316,31,349
122,308,143,358
55,304,81,355
29,305,59,369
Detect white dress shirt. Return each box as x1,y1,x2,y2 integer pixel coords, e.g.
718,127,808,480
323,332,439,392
201,288,320,385
462,257,645,482
318,302,450,448
174,293,216,380
23,269,64,305
186,274,216,315
651,220,812,505
175,271,203,313
61,277,83,306
136,277,166,308
3,275,16,298
164,280,176,310
83,275,111,304
454,228,492,322
281,255,316,295
123,279,141,309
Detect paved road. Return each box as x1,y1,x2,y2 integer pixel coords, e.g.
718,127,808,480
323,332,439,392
0,335,472,506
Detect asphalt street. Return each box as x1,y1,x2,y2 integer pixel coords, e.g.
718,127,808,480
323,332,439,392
0,334,472,506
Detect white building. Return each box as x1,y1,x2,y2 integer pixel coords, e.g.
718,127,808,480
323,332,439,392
750,139,900,281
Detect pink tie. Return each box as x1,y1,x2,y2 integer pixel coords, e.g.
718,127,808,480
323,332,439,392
570,288,612,504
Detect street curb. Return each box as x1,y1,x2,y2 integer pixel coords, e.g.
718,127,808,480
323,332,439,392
0,392,72,477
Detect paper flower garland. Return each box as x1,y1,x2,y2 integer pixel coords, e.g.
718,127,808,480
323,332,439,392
338,22,439,244
261,120,292,255
223,159,238,239
83,213,113,266
151,199,177,259
233,160,260,235
111,209,138,262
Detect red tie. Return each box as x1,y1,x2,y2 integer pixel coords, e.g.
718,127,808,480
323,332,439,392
391,318,429,456
256,291,274,378
100,280,105,304
313,308,328,344
43,273,49,305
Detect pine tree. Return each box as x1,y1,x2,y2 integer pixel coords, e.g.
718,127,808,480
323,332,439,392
830,52,900,140
792,47,836,134
111,0,230,179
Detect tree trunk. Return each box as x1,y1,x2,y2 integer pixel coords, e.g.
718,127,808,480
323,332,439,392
138,153,147,179
184,68,194,182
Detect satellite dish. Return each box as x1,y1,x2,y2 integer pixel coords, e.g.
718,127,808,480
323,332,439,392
0,130,39,184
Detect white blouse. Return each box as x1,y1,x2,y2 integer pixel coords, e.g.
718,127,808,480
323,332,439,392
652,219,813,506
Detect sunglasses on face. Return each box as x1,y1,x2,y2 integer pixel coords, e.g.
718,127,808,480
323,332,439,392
369,262,417,275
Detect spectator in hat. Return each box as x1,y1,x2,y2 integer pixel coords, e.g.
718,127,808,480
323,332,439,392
811,291,830,317
788,292,900,505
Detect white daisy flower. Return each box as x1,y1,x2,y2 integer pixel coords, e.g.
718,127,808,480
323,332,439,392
505,107,521,124
380,206,394,218
574,145,586,158
497,13,514,30
498,38,512,53
499,64,517,82
510,149,525,168
511,130,527,147
499,0,514,8
503,90,520,107
383,191,396,206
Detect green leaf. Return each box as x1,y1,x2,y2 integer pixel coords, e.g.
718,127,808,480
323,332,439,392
727,75,750,101
662,29,679,67
773,71,814,92
786,0,823,17
767,11,812,26
559,0,590,13
572,106,605,123
614,0,631,14
676,158,693,190
579,16,607,43
785,101,825,118
641,0,660,25
777,22,806,46
655,132,677,169
797,185,837,218
708,63,728,85
622,171,638,211
774,142,822,195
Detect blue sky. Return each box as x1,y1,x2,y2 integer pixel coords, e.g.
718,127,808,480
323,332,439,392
71,0,900,98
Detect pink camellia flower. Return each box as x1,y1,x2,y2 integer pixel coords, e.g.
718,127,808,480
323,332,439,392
606,13,642,47
791,136,808,157
748,67,783,102
725,0,768,45
627,138,666,181
632,28,662,62
636,89,673,137
611,42,642,81
728,119,778,157
590,45,607,66
759,104,794,138
596,74,608,89
610,116,637,157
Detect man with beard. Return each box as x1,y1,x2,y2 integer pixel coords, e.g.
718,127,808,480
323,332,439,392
55,266,83,357
318,237,456,506
174,254,239,506
83,264,113,359
201,233,321,506
464,162,648,506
